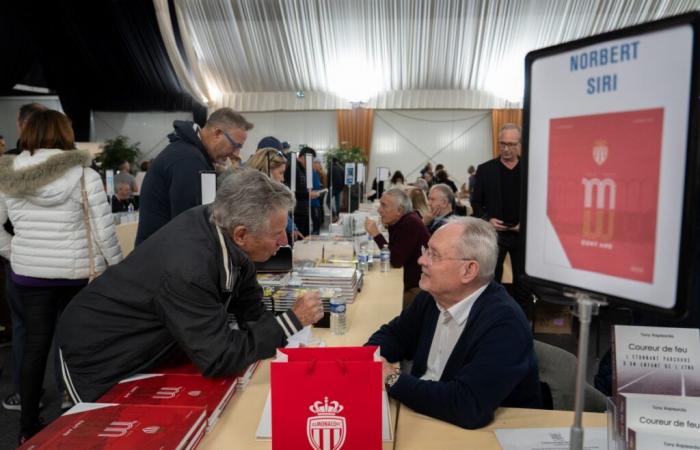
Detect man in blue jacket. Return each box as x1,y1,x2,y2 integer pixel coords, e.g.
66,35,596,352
367,217,541,429
136,108,253,245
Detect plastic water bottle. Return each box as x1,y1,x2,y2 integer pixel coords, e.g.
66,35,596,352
357,244,369,273
126,203,135,222
366,235,374,266
380,245,391,272
330,296,347,335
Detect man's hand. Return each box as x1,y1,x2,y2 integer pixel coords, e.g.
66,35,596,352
291,290,324,327
380,356,400,380
511,223,520,232
489,218,509,231
364,217,380,237
309,190,321,199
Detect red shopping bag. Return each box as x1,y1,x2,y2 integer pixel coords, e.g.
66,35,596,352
270,346,382,450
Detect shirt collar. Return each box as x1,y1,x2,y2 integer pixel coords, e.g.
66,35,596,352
436,283,489,326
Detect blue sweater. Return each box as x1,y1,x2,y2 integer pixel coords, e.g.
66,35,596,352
366,282,541,429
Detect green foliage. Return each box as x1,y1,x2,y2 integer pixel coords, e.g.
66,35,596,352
324,146,366,166
95,135,142,172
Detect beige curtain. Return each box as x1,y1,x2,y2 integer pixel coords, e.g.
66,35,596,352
491,109,523,158
336,108,374,163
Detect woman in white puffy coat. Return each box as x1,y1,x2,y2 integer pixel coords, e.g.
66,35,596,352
0,110,122,443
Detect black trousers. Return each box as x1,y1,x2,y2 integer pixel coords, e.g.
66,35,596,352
311,206,322,235
17,284,84,436
496,230,524,286
294,214,310,237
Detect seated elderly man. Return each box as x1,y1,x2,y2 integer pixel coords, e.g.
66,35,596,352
57,169,324,402
425,183,455,234
366,217,540,429
365,189,430,308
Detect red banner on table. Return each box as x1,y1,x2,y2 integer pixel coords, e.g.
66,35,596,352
270,346,383,450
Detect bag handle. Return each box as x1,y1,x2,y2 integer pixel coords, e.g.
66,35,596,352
304,359,348,376
80,169,97,282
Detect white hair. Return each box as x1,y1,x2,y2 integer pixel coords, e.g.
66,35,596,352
211,168,295,233
383,188,413,214
447,216,498,282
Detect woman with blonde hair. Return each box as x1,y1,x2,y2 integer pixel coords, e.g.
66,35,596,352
408,187,430,220
246,147,303,240
246,147,287,182
0,109,122,443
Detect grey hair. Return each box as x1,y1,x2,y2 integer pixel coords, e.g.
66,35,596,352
211,168,295,233
413,178,429,193
206,107,253,131
383,188,413,214
499,123,522,138
446,216,498,282
430,183,455,207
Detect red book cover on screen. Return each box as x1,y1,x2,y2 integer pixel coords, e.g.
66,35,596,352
18,403,205,450
98,373,237,429
546,108,664,282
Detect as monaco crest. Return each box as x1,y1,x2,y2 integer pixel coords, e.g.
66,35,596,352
592,140,609,166
307,397,346,450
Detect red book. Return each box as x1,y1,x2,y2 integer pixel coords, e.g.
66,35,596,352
547,108,663,282
19,403,205,450
154,354,258,389
98,374,237,430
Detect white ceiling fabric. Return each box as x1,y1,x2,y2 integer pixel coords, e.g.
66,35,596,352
155,0,700,111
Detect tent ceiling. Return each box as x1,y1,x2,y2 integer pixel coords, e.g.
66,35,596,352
166,0,700,110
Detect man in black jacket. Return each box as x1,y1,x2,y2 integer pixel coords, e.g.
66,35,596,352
367,218,540,429
471,123,522,285
57,169,324,402
136,108,253,245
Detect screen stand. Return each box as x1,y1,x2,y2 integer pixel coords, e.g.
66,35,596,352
568,292,607,450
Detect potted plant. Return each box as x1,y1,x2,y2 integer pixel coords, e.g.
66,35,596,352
95,135,142,173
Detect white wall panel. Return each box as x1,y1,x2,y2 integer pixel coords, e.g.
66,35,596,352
369,110,493,188
0,96,63,146
239,111,337,161
93,111,193,160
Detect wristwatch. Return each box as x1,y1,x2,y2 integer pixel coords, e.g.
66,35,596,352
385,368,400,388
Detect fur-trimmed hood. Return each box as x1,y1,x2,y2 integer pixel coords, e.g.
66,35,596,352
0,149,93,205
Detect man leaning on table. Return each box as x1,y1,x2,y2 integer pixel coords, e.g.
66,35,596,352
57,169,324,402
366,217,541,429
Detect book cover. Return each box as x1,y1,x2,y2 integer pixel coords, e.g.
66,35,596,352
619,393,700,444
546,108,664,282
612,325,700,397
628,428,700,450
19,403,205,450
98,373,237,428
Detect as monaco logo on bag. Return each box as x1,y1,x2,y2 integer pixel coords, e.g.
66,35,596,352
307,397,346,450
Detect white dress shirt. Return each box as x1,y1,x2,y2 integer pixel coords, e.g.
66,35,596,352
420,284,489,381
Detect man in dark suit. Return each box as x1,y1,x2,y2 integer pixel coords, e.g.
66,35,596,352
471,123,522,285
367,217,541,429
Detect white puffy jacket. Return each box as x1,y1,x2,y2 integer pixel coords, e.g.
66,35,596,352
0,149,122,279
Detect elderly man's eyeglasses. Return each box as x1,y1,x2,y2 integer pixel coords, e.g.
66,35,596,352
222,130,243,149
498,141,520,150
420,246,473,265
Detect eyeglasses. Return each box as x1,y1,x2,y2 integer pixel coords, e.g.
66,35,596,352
498,141,520,150
221,130,243,149
420,245,473,265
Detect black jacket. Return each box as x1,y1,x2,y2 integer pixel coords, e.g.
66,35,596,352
284,157,310,217
472,158,512,221
367,282,541,429
136,121,214,245
57,205,302,402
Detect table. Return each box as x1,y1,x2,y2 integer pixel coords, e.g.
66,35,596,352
199,267,404,449
394,406,607,450
115,221,137,256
